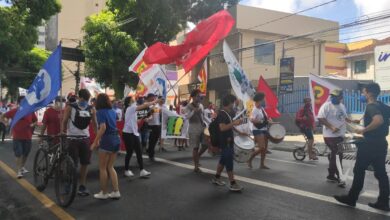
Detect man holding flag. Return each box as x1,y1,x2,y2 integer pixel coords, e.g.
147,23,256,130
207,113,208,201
1,45,62,178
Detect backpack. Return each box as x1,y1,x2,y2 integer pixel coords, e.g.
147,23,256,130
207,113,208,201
208,110,231,147
71,103,92,130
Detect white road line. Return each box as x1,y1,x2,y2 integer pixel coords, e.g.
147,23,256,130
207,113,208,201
154,157,390,217
266,158,317,167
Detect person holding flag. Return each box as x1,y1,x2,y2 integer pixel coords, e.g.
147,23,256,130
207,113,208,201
2,96,37,178
2,45,62,178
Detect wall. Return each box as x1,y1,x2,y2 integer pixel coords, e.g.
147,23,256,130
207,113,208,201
346,55,375,80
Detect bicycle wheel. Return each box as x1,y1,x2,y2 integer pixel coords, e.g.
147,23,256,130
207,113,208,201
54,155,78,207
293,147,306,161
33,148,49,192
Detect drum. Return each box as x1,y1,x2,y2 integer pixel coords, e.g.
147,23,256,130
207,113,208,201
234,136,255,163
268,124,286,144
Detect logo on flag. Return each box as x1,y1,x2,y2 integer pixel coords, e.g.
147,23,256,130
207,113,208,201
11,45,62,129
309,74,339,117
129,48,151,75
139,65,168,99
198,59,208,95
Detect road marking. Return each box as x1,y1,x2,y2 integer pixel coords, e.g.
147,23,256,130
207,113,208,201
0,160,75,220
267,158,317,167
154,157,390,217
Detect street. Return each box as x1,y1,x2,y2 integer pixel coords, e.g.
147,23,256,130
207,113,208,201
0,138,389,220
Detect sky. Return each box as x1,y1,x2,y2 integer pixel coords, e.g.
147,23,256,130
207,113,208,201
240,0,390,42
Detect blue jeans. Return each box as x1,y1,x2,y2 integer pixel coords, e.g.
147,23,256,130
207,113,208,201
219,144,234,172
139,129,150,148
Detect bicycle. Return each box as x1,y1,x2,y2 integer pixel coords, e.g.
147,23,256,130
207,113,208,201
33,134,85,208
292,135,320,161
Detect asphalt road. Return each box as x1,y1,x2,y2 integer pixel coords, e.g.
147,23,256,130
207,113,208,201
0,138,389,220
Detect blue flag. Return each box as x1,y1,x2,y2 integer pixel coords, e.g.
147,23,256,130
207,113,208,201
10,45,62,129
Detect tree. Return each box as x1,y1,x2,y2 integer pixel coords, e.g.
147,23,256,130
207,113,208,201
2,47,50,99
83,10,139,99
107,0,240,46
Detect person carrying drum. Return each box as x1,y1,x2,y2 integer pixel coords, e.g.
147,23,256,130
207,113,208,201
318,89,357,186
296,97,318,160
334,83,389,211
211,94,243,191
248,92,272,169
184,89,208,173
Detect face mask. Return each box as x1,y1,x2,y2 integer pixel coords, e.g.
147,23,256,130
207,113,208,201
359,95,367,103
330,97,340,105
79,100,88,108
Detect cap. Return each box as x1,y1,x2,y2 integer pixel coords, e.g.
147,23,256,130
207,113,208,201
146,93,156,99
330,89,343,97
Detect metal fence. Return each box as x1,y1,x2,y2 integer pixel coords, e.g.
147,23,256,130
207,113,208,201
278,86,390,114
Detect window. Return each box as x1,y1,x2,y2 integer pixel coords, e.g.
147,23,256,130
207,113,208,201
354,60,367,74
254,39,275,65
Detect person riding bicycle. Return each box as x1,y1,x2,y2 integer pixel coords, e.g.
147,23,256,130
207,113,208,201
295,97,318,160
40,96,65,144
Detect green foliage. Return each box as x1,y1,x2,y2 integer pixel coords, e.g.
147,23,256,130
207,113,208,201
83,10,139,99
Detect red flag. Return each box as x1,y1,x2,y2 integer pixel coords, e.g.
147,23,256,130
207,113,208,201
310,80,330,116
143,10,235,73
257,76,281,118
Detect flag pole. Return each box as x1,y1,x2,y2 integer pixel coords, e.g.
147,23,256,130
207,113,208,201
59,42,64,151
166,72,187,94
158,65,178,98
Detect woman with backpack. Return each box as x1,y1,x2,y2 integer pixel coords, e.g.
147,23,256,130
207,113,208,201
247,92,271,169
90,93,121,200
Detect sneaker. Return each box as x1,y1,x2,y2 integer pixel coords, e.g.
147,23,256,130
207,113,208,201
17,170,23,179
338,180,346,188
334,195,356,207
140,169,151,178
108,191,121,200
21,167,29,174
94,191,109,200
77,185,90,197
211,177,226,186
124,170,134,177
326,176,339,183
229,182,243,192
368,202,390,211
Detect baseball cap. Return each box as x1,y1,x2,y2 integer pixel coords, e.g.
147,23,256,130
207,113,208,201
330,89,343,97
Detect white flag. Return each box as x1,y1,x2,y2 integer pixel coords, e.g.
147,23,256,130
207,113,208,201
139,64,167,98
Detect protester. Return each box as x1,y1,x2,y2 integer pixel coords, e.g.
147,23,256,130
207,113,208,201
318,89,355,187
146,93,161,161
203,102,215,127
136,96,151,153
211,94,243,191
62,89,97,196
122,96,157,178
334,83,389,211
1,96,37,178
185,89,207,173
40,96,64,141
295,97,318,160
91,94,121,200
0,112,6,142
247,92,272,169
177,100,189,150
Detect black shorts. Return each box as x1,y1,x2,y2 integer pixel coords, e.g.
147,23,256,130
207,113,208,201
67,138,91,166
300,128,314,140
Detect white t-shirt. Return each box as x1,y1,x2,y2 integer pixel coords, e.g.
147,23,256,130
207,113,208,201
250,107,268,131
123,103,139,136
317,101,348,137
115,108,122,121
148,104,161,126
203,108,214,127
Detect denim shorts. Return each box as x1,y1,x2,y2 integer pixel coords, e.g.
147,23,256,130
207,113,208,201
219,143,234,172
13,139,32,158
99,134,120,153
300,128,314,140
253,129,268,136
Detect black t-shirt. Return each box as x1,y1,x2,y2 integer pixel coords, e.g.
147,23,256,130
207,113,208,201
363,102,389,140
216,110,235,148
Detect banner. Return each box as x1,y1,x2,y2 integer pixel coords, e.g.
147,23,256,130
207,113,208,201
279,57,295,94
161,106,188,139
80,77,104,97
139,65,167,99
309,74,340,117
223,41,255,104
128,47,151,75
198,59,208,95
374,45,390,90
258,76,280,118
11,45,62,129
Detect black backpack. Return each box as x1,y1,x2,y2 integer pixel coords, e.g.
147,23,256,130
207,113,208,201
71,103,92,130
208,110,231,147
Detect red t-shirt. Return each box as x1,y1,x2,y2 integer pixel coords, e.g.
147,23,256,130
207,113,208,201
296,106,315,129
42,107,62,136
4,108,37,140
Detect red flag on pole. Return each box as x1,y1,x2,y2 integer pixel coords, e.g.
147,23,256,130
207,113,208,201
257,76,281,118
143,10,235,73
